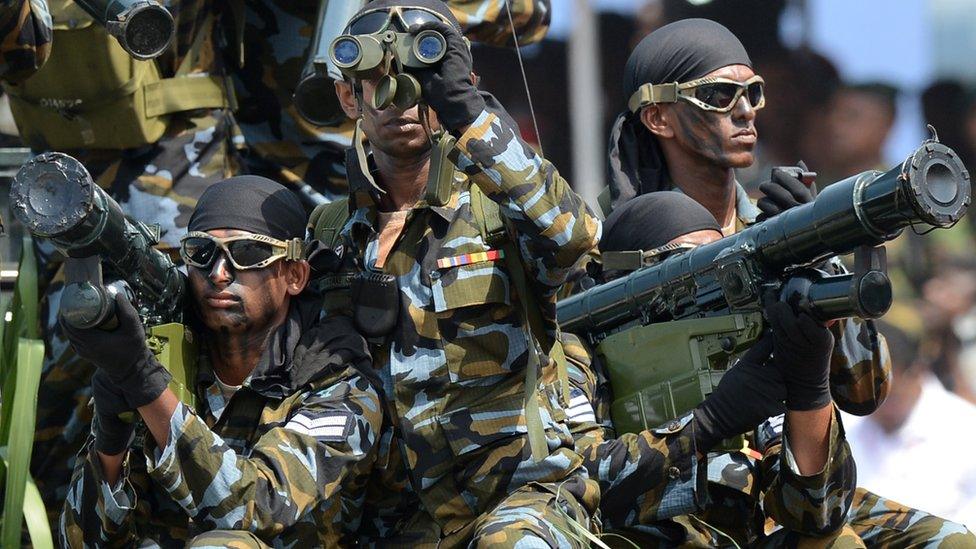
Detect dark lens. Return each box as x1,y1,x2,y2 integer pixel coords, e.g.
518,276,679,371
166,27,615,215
747,82,764,107
333,37,361,65
182,237,216,268
348,11,391,34
401,9,442,29
227,240,276,268
694,83,739,109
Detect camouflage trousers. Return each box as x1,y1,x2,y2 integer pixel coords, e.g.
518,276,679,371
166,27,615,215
759,488,976,548
364,479,599,549
28,109,241,529
602,488,975,548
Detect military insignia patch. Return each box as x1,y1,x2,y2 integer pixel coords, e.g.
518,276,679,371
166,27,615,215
284,411,353,442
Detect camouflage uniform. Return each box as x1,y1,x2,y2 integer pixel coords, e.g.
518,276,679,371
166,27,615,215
230,0,550,199
0,0,243,523
558,295,974,546
60,308,385,547
557,333,857,546
339,108,602,547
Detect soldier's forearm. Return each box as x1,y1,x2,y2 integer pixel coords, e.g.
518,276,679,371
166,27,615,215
785,404,832,475
138,388,181,450
96,450,125,487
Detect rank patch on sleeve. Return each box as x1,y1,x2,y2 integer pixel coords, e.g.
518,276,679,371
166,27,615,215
565,388,597,424
285,411,353,442
436,249,505,269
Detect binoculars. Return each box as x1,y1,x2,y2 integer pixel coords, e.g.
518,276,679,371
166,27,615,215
330,29,447,110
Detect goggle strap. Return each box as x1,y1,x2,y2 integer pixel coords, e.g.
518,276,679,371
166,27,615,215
602,242,698,271
286,238,304,261
628,82,679,113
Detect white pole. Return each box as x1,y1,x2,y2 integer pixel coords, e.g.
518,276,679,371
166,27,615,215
568,0,605,216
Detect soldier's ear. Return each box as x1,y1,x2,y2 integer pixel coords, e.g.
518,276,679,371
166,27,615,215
640,105,675,139
284,260,311,296
335,80,360,119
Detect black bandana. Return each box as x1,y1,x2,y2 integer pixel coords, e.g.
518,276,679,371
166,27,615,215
607,18,752,213
351,0,462,32
187,176,306,240
600,191,720,253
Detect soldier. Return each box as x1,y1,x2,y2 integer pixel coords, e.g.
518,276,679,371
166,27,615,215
563,191,976,547
325,1,602,545
0,0,241,521
606,16,888,417
59,177,384,547
229,0,551,201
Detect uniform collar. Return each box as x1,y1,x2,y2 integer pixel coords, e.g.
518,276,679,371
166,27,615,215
670,180,759,225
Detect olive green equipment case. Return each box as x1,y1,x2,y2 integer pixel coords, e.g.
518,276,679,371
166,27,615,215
3,1,232,151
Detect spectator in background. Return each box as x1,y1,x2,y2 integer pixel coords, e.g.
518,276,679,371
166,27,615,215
822,82,898,182
844,321,976,528
738,48,840,193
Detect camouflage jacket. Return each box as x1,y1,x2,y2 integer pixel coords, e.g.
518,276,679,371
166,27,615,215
557,333,857,546
60,306,384,547
338,108,602,537
231,0,551,198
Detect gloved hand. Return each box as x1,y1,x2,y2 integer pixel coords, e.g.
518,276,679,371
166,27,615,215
61,293,171,409
692,335,786,453
91,369,136,456
766,301,834,411
756,162,816,222
409,20,486,132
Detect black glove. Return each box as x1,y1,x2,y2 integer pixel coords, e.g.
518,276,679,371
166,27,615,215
766,301,834,411
91,370,136,455
756,162,816,222
61,293,171,409
692,335,786,453
409,20,487,132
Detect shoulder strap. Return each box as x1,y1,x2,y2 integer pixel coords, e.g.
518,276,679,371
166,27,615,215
469,185,572,408
309,197,351,247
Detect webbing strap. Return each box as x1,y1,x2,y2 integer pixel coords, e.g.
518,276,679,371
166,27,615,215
310,198,352,248
471,185,572,406
143,75,232,118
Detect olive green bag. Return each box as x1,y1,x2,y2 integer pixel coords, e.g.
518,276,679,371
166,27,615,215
3,1,231,150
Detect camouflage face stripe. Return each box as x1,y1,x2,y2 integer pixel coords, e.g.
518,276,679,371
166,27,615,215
0,0,52,83
61,363,382,546
342,106,600,536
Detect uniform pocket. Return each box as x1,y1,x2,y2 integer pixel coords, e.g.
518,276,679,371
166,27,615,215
431,261,526,384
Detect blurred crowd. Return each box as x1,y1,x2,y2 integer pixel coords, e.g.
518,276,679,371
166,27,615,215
1,0,974,531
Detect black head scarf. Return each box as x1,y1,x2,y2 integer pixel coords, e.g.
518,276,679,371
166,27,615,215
607,19,752,213
600,191,720,253
188,176,306,240
352,0,462,32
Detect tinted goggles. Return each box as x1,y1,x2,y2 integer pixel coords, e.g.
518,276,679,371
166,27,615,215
628,75,765,114
345,6,449,35
179,231,304,271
